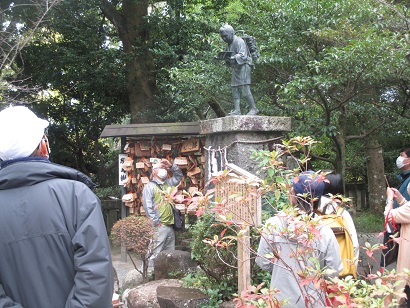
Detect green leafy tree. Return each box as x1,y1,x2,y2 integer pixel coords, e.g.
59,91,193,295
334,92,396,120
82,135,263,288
146,0,232,120
14,0,128,179
0,0,61,106
227,0,410,210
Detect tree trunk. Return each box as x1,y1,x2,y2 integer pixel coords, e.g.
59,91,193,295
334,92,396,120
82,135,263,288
207,100,226,118
100,0,158,124
366,138,385,213
334,106,347,187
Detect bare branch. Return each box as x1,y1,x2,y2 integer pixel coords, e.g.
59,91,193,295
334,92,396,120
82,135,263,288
346,119,386,142
0,0,62,105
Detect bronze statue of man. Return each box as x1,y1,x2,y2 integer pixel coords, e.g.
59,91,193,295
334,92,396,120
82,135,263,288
219,24,259,116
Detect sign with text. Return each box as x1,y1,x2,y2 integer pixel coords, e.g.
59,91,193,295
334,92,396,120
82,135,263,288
214,163,262,227
119,154,128,185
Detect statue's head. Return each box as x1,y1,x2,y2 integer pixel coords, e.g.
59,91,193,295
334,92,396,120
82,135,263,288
219,24,234,44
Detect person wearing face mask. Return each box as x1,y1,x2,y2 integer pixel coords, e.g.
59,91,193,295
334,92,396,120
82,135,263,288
394,147,410,209
379,147,410,277
142,158,182,270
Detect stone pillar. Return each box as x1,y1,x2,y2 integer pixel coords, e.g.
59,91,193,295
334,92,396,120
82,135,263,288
200,116,292,177
200,116,291,296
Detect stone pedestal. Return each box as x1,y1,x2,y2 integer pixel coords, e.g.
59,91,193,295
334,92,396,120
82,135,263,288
200,116,291,177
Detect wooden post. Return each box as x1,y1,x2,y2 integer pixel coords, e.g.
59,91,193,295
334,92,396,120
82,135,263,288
214,163,263,297
237,225,251,296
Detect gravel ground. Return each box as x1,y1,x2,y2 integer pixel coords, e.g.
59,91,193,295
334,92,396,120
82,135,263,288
111,245,140,290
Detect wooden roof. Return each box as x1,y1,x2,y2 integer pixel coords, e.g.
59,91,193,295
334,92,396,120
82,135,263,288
100,122,201,138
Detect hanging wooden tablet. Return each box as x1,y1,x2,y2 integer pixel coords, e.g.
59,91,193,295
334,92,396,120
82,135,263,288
135,142,150,157
180,138,200,153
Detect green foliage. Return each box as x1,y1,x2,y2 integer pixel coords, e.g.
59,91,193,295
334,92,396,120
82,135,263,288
238,0,410,183
182,270,232,307
12,0,128,181
188,211,238,303
148,1,231,121
94,186,122,200
250,147,294,214
0,0,62,105
144,1,230,122
186,211,269,304
353,210,385,233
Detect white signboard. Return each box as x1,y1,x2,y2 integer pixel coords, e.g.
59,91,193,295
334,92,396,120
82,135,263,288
118,154,128,186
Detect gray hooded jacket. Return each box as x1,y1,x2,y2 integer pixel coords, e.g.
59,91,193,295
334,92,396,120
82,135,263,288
0,158,114,308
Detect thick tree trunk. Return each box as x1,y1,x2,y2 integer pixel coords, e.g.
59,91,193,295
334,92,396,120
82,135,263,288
122,0,157,123
101,0,157,124
366,138,385,213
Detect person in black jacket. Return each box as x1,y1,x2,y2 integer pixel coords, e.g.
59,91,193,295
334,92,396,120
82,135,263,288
0,106,114,308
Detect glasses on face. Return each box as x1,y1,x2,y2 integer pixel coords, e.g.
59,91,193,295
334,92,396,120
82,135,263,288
42,134,51,155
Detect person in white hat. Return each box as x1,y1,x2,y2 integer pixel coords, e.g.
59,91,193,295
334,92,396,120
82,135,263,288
142,158,183,272
0,106,114,308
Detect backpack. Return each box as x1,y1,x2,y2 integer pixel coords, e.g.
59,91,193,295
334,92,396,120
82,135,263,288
236,30,260,63
318,206,357,278
171,205,184,231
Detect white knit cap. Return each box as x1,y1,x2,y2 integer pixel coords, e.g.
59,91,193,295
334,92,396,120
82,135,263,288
0,106,49,161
